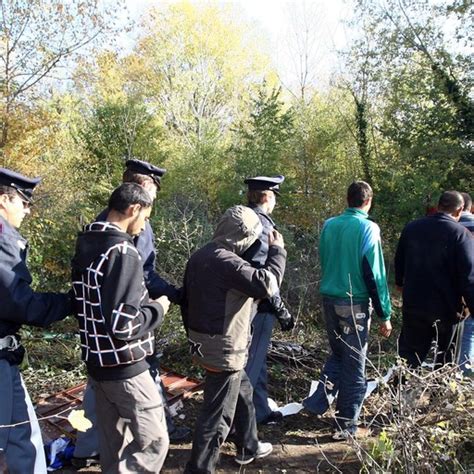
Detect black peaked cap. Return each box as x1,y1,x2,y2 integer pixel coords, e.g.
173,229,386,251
0,168,41,202
244,175,285,195
125,159,166,186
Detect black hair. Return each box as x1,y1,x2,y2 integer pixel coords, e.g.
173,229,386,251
347,181,373,208
460,192,472,211
438,191,464,214
108,183,153,214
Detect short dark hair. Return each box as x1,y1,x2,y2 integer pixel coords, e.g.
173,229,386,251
122,169,159,190
347,181,373,208
438,191,464,214
108,183,153,214
460,192,472,211
247,189,273,206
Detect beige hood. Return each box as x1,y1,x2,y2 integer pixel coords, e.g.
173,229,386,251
212,205,263,255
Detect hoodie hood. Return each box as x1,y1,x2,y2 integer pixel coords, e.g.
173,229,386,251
212,205,262,255
72,221,134,273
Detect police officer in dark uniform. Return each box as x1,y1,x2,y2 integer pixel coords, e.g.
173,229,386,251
119,159,182,302
72,159,190,467
243,175,294,424
0,168,72,474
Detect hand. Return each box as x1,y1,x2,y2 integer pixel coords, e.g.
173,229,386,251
279,312,295,332
270,296,294,331
379,320,392,338
269,230,284,249
155,295,170,315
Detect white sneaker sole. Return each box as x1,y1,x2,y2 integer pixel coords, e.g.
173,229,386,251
235,445,273,465
256,444,273,459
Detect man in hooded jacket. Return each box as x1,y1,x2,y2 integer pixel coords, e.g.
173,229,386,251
181,205,287,473
71,183,170,473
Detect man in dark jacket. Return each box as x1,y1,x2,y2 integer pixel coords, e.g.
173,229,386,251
73,159,189,467
182,205,287,473
395,190,474,368
0,168,71,474
242,175,293,425
71,183,171,473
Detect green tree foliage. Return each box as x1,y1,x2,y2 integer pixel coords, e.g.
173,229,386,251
20,94,92,290
344,0,473,244
136,1,270,145
79,98,166,203
131,1,274,205
0,0,121,154
285,90,363,229
233,86,295,179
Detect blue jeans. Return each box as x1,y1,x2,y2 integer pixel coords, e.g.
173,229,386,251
303,297,371,433
460,316,473,376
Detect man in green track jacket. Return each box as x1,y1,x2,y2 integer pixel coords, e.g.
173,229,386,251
303,181,392,438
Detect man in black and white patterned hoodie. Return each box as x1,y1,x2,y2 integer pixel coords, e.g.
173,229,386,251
71,182,170,473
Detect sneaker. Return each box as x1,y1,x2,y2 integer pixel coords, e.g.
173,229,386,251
71,455,100,468
235,441,273,465
169,425,192,442
332,430,354,441
259,411,283,425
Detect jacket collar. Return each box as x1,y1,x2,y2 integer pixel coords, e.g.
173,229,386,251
248,204,276,227
344,207,369,218
85,221,126,234
433,212,458,222
0,214,24,241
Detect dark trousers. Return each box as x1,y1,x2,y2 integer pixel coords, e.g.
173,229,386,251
245,312,275,423
399,312,458,368
185,369,258,474
0,360,46,474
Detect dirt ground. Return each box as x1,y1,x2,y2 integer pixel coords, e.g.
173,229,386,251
57,396,362,474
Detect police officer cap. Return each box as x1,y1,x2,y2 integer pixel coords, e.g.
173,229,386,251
244,175,285,195
125,159,166,187
0,168,41,203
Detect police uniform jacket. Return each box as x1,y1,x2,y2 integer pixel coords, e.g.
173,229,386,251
242,204,279,314
0,215,71,365
242,204,275,268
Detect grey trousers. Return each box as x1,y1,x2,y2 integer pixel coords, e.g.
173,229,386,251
0,359,46,474
92,370,169,474
73,374,174,458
